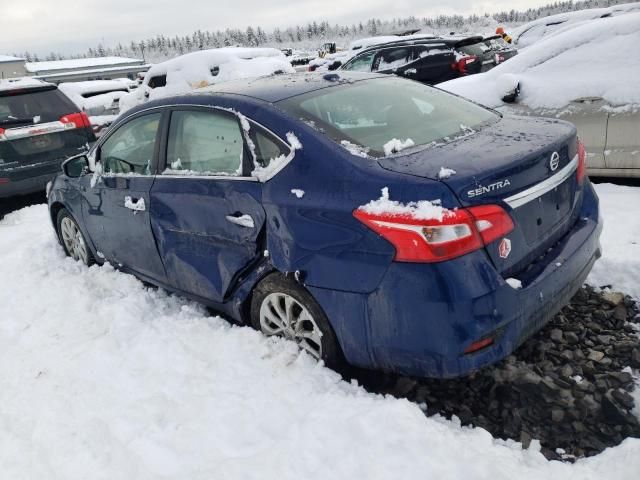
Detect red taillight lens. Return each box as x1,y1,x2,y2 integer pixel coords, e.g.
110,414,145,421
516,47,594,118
468,204,515,245
353,204,514,263
464,337,494,354
0,178,10,185
451,55,477,75
59,112,91,129
0,127,5,142
577,138,586,184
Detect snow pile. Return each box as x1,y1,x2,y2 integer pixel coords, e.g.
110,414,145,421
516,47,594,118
586,183,640,300
383,138,415,156
440,13,640,110
359,187,448,221
340,140,370,158
1,200,640,478
438,167,457,180
506,278,523,290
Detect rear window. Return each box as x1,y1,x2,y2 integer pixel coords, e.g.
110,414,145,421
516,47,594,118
279,77,498,157
0,87,77,128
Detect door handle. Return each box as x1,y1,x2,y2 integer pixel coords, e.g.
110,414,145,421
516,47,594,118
124,196,146,212
225,214,255,228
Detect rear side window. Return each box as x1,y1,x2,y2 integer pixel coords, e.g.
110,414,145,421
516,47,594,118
0,88,77,128
250,124,290,168
147,75,167,89
373,48,413,71
342,51,375,72
165,110,244,176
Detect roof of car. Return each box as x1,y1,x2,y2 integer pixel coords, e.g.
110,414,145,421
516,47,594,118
191,71,383,103
0,77,54,93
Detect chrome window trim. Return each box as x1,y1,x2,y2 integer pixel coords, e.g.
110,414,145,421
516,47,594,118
504,154,578,209
157,174,259,182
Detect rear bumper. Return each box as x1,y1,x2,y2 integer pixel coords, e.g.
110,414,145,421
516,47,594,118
312,182,603,378
0,171,57,199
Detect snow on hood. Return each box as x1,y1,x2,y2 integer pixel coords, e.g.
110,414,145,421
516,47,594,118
439,12,640,110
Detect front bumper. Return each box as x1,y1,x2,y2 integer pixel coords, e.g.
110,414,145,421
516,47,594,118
311,182,603,378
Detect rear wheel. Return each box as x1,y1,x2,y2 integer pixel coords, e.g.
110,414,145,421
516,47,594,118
56,208,94,266
251,274,343,370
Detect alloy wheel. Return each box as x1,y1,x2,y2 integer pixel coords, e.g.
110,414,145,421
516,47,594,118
259,292,323,360
60,216,89,264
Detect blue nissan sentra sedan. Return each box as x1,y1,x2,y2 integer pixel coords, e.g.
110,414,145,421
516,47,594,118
47,72,602,378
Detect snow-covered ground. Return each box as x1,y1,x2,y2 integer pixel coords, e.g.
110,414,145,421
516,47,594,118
587,183,640,300
0,183,638,479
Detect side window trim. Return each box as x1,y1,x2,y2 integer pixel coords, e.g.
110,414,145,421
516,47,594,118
95,109,167,176
247,119,292,168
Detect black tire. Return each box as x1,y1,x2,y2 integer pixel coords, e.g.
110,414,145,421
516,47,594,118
56,208,95,266
251,273,344,371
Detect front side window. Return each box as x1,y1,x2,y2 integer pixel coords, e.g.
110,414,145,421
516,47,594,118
165,110,244,176
99,113,161,174
342,51,375,72
279,77,499,157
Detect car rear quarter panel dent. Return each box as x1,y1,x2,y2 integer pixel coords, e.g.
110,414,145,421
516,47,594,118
260,126,461,294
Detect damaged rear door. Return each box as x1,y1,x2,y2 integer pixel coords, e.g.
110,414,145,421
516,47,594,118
149,107,266,302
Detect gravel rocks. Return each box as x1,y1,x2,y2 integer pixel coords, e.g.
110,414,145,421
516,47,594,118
389,285,640,461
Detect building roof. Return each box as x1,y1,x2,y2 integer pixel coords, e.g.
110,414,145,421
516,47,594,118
0,55,24,64
25,56,144,74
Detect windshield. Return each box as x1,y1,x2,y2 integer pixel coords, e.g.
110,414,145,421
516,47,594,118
279,77,498,157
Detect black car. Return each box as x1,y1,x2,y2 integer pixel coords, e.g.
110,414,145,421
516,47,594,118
0,79,95,199
457,34,518,72
339,36,485,84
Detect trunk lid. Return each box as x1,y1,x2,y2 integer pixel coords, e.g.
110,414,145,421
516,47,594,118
378,115,583,276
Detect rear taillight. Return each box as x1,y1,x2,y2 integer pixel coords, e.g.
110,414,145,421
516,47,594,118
577,138,586,184
451,55,477,75
353,204,514,263
0,178,10,185
59,112,91,129
0,127,5,141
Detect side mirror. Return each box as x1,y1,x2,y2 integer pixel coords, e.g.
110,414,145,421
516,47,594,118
62,155,90,178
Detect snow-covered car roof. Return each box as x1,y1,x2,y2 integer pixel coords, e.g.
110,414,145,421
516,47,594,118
0,77,53,93
119,48,295,113
439,12,640,111
512,1,640,47
58,79,134,97
143,47,292,85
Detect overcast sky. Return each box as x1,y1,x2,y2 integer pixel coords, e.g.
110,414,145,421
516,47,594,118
3,0,549,56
